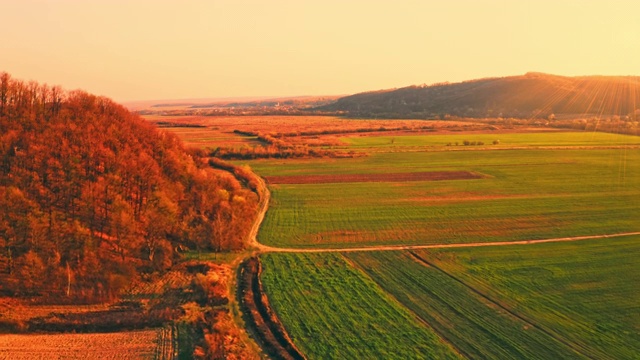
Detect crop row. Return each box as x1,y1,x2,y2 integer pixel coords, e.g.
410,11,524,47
419,235,640,359
260,236,640,359
259,253,459,359
344,251,582,359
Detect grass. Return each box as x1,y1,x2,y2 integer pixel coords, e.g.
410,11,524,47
250,129,640,359
259,252,459,360
416,235,640,359
344,251,584,359
256,147,640,248
246,143,640,177
342,131,640,149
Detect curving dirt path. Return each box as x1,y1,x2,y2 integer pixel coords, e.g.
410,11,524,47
247,170,640,254
257,232,640,253
246,174,272,252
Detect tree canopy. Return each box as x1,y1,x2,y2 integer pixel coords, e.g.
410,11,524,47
0,73,257,301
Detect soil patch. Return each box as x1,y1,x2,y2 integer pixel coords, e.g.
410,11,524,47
265,171,484,184
0,329,163,360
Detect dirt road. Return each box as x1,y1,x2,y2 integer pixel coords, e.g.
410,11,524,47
257,232,640,253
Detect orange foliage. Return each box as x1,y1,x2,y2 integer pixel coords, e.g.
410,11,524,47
0,73,258,302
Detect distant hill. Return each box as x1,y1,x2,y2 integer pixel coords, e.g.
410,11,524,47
320,73,640,119
125,95,342,114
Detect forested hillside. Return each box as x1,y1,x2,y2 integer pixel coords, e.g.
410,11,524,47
0,73,257,301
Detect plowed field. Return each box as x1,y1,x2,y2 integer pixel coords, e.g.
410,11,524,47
0,329,163,360
265,171,483,184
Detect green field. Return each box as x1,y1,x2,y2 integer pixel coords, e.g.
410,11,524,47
254,146,640,248
260,253,459,359
251,130,640,359
416,236,640,359
246,131,640,177
343,131,640,149
260,237,640,359
344,251,584,359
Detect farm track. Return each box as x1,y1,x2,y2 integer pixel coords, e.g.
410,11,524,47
238,257,306,360
256,231,640,253
247,175,270,250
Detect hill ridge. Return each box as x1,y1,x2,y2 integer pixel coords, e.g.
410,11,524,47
321,72,640,119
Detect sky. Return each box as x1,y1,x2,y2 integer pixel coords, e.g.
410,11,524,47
1,0,639,102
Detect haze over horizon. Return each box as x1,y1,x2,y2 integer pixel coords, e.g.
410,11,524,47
2,0,639,102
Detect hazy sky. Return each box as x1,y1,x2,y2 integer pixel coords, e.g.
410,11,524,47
1,0,639,101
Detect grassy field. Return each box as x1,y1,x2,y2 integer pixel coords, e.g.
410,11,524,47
254,146,640,248
344,251,584,359
260,252,459,360
251,128,640,359
342,131,640,149
416,236,640,360
260,238,640,359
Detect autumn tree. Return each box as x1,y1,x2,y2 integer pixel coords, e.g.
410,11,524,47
0,74,259,301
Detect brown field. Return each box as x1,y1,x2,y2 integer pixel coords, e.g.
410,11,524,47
264,171,484,184
0,298,110,324
143,115,479,135
145,115,501,150
0,329,163,360
161,127,254,148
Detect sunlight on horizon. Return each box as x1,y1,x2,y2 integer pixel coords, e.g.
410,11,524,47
1,0,639,101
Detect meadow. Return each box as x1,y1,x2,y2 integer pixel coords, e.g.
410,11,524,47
418,236,640,359
251,145,640,248
259,237,639,359
342,131,640,149
244,125,640,358
345,251,583,359
259,252,459,359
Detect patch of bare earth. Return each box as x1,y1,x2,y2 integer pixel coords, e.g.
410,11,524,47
0,299,111,325
265,171,484,184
